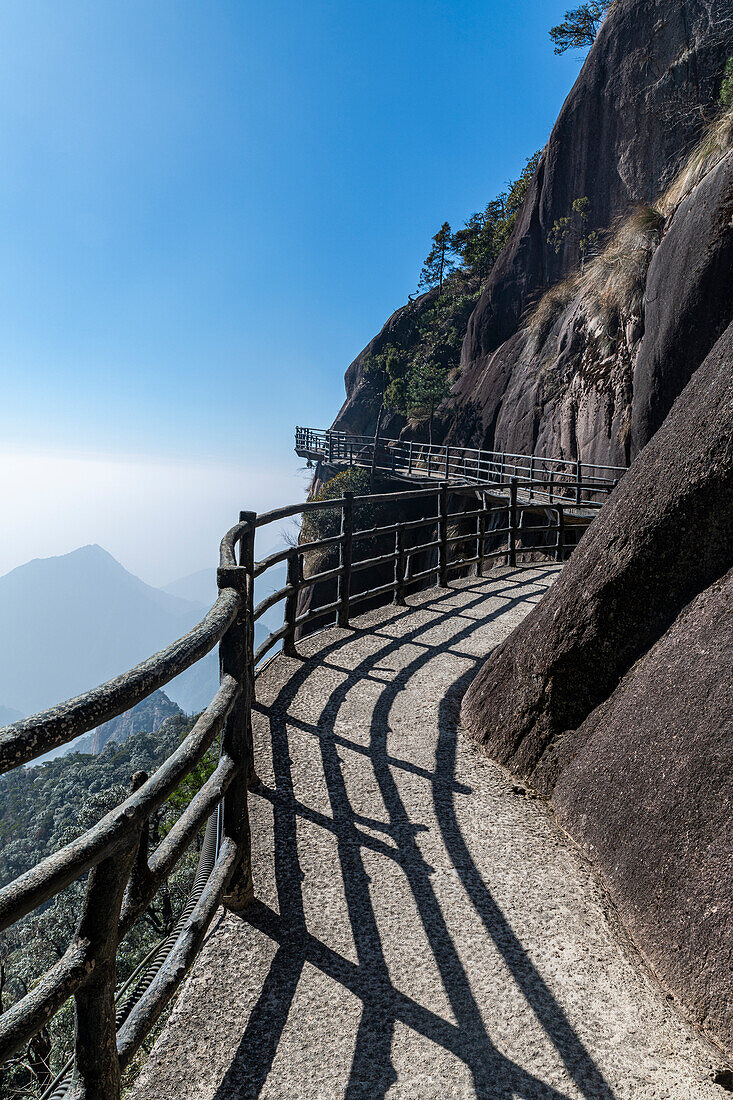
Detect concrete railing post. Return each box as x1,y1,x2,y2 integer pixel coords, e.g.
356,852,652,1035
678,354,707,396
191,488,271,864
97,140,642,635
283,548,301,657
393,526,406,606
72,834,139,1100
438,483,449,588
575,459,582,506
477,494,487,578
555,505,565,562
337,492,354,627
221,510,256,912
508,478,518,567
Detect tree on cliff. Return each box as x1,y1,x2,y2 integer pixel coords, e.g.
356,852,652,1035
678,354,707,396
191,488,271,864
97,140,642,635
408,357,450,445
419,222,456,296
548,196,598,270
362,346,405,488
452,153,542,283
549,2,613,54
451,204,504,283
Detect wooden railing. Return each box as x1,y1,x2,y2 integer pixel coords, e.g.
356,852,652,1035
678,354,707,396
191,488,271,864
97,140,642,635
0,473,608,1099
295,426,627,509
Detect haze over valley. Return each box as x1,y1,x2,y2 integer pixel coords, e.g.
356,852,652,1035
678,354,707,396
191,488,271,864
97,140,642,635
0,544,286,735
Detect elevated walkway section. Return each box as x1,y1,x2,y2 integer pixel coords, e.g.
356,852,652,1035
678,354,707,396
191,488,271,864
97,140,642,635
295,427,627,520
129,569,720,1100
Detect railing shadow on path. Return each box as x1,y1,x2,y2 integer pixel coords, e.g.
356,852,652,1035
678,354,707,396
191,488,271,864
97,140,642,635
0,451,620,1100
213,572,615,1100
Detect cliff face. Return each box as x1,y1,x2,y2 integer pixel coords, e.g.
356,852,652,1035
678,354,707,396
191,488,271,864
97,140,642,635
88,690,182,755
450,149,733,467
461,319,733,794
630,148,733,450
462,320,733,1054
333,0,733,467
459,0,732,358
552,568,733,1057
332,278,479,438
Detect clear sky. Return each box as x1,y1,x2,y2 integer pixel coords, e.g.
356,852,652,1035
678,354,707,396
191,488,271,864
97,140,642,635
0,0,584,585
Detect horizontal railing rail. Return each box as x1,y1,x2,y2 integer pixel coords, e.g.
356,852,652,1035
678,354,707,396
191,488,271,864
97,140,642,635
0,459,614,1099
295,425,627,508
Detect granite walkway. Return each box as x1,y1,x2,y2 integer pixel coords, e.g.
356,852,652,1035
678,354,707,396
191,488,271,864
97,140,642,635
129,567,723,1099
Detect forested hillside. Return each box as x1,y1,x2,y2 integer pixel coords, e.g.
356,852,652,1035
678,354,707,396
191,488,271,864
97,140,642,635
72,690,182,756
0,712,216,1096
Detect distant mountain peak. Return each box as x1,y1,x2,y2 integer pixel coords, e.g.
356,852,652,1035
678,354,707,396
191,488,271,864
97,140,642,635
0,545,219,716
72,543,114,558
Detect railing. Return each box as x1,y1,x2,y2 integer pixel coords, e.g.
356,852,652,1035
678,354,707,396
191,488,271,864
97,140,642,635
295,426,627,509
0,474,604,1099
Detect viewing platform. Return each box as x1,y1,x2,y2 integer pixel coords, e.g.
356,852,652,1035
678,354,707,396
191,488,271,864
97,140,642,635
294,427,627,517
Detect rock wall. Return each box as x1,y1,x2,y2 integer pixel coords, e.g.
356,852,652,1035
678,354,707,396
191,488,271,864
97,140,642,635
450,149,733,468
630,149,733,450
458,0,732,363
461,320,733,1054
332,0,733,467
553,568,733,1054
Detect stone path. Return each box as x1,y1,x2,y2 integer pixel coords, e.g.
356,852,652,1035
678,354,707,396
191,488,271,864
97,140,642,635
130,567,723,1099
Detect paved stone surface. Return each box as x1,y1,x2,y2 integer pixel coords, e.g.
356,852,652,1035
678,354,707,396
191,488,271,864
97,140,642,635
129,568,724,1099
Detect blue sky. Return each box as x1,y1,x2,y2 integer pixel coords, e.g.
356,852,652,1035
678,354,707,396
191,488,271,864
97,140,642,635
0,0,584,583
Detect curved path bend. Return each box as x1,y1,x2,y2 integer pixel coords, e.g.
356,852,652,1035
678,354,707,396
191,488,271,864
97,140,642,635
130,567,722,1100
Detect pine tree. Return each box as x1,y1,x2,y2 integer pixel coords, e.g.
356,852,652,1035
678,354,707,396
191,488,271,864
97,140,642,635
549,2,612,54
419,222,456,295
362,346,406,488
408,358,450,445
452,153,541,283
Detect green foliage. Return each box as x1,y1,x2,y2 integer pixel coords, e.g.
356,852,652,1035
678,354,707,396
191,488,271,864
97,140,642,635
720,58,733,111
548,214,572,253
362,344,408,414
452,153,541,283
301,468,374,542
0,714,211,1097
408,357,451,444
418,221,456,293
409,357,450,411
548,196,598,269
364,282,475,430
549,2,612,54
356,153,542,444
0,716,192,887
